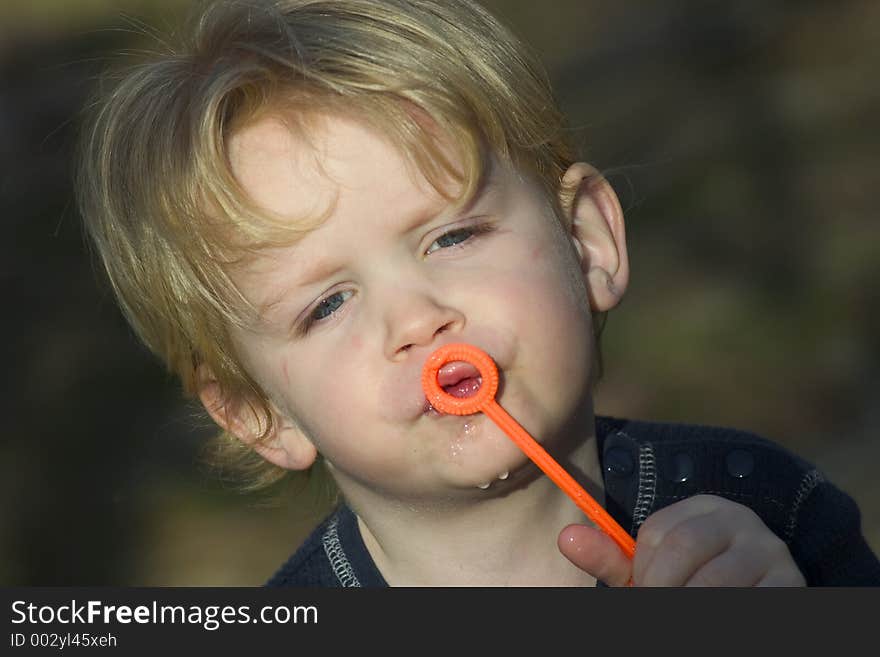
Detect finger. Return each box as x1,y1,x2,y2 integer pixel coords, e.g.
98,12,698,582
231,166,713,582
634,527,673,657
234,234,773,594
633,495,728,585
558,523,633,587
755,567,807,587
751,536,806,586
687,520,805,586
684,547,767,587
637,509,732,586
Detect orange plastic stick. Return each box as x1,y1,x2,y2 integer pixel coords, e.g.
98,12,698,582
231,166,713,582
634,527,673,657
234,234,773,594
423,343,636,561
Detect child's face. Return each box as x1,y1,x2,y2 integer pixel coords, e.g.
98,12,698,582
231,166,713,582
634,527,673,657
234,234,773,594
222,113,603,503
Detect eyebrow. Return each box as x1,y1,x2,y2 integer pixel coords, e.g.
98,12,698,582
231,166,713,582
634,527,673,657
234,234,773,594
251,246,342,319
287,254,343,293
454,165,500,216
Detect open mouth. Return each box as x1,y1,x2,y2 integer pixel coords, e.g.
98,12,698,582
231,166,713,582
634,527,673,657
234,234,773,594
423,360,483,414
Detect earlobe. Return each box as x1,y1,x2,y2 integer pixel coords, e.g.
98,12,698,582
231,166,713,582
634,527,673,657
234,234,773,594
196,366,318,471
252,422,319,472
560,163,630,312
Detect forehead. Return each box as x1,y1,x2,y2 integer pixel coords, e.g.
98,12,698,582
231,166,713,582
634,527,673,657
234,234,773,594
227,112,457,226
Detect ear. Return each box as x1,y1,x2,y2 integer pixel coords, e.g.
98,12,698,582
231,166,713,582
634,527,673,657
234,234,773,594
197,366,318,471
559,163,629,312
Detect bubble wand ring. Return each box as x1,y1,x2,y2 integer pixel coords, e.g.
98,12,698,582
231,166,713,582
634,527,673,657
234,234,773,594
422,343,637,561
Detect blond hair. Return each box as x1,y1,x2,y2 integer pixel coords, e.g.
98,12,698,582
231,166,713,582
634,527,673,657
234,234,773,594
77,0,578,488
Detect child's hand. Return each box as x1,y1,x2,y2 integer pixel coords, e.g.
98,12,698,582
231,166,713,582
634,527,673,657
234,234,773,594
558,494,806,586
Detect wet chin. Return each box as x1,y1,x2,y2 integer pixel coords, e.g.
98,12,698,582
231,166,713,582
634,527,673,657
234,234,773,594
434,419,529,485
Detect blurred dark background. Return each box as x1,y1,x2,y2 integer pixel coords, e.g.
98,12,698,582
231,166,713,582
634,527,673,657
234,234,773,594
2,0,877,585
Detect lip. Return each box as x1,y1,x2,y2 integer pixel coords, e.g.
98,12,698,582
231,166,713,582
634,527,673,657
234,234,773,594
423,360,484,415
437,361,481,389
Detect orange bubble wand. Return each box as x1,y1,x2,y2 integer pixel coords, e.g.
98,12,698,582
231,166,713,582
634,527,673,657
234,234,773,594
422,343,636,560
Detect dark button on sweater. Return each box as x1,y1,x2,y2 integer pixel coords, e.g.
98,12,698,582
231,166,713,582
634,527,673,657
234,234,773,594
666,451,696,483
726,448,755,478
604,447,634,477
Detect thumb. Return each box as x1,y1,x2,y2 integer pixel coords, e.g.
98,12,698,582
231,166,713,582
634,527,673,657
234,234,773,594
557,523,633,587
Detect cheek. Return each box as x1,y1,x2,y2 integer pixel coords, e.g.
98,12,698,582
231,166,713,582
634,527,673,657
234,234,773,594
530,244,544,261
490,254,593,374
278,351,376,442
283,355,349,413
513,222,590,311
497,251,591,327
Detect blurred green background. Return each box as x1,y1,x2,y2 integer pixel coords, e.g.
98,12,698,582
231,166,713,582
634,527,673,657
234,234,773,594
2,0,877,585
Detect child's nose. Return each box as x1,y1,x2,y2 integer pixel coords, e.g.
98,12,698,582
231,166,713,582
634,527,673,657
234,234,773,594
382,288,465,360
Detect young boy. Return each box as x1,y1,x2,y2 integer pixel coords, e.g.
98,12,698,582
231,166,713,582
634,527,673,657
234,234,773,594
78,0,880,586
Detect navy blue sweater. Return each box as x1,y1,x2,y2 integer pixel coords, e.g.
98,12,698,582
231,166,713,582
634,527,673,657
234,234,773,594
266,416,880,586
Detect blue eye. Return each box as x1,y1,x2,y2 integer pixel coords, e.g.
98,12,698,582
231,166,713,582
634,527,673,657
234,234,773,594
296,290,353,335
426,223,495,255
311,290,351,322
433,229,472,249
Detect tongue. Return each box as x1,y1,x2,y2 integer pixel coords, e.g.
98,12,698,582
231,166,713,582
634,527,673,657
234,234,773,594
438,361,482,398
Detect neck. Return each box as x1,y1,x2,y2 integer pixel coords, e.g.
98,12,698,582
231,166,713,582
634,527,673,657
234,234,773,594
341,429,603,586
